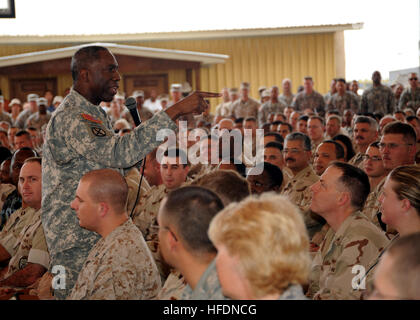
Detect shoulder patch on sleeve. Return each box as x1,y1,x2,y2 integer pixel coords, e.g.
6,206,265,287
81,113,103,124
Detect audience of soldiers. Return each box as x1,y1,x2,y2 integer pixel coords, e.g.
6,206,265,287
0,70,420,301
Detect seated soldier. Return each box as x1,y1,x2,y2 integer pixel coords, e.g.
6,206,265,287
368,232,420,300
307,162,389,300
246,162,283,194
66,169,160,300
158,169,251,300
0,148,38,229
0,158,48,296
208,193,310,300
157,186,227,300
132,148,190,281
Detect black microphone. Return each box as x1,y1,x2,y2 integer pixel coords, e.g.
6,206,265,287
125,97,142,127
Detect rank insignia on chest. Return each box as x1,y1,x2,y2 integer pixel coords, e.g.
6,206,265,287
81,113,102,124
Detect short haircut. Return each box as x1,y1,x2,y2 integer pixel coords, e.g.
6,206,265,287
208,193,310,298
162,186,224,256
285,132,311,151
388,165,420,216
264,132,284,144
309,115,325,126
298,115,309,122
264,141,283,152
279,122,293,132
326,110,340,116
386,232,420,299
190,169,251,206
271,120,283,126
80,168,129,213
354,115,378,131
328,162,370,210
327,115,342,126
321,140,345,160
234,117,244,124
263,162,283,188
383,121,417,144
0,147,12,164
27,126,38,132
333,134,356,161
406,115,420,125
15,130,31,138
336,78,346,84
244,117,256,123
163,148,189,167
304,76,313,81
23,157,42,166
71,45,109,81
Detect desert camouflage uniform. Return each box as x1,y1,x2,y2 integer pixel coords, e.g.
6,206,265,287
214,102,232,118
0,111,12,125
348,152,365,169
307,210,389,300
279,284,308,300
181,259,227,300
361,178,386,230
281,165,321,236
398,87,420,110
42,88,177,299
361,85,395,115
4,209,49,278
292,91,326,116
132,184,170,281
15,109,35,129
258,100,287,126
0,207,38,256
327,92,360,114
279,93,295,107
157,269,187,300
68,219,161,300
25,112,51,130
125,166,151,216
230,98,260,119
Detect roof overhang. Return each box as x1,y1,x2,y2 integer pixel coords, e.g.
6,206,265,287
0,23,363,45
0,42,229,68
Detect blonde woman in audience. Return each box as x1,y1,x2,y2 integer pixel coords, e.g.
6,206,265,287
208,193,310,300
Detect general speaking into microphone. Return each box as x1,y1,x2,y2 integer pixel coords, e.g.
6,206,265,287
41,45,220,299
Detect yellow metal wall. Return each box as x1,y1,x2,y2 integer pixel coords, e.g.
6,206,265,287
0,32,337,110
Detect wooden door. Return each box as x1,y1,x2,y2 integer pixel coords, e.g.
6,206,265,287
123,74,168,99
10,78,57,103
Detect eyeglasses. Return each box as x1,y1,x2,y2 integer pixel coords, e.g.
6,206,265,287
362,155,382,162
409,78,418,81
379,143,413,150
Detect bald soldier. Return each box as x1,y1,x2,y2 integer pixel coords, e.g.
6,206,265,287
67,169,160,300
307,162,389,300
41,45,219,298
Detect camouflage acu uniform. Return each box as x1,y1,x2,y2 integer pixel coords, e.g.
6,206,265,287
278,284,308,300
258,100,287,126
0,207,38,256
0,111,12,125
15,109,35,129
230,98,260,119
214,102,232,118
361,178,385,231
348,152,364,169
157,269,187,300
307,210,389,300
25,112,52,130
327,92,360,114
281,165,321,237
4,209,49,279
67,219,161,300
181,259,227,300
398,87,420,110
194,113,214,126
279,93,295,107
361,85,395,115
292,91,326,116
132,184,170,281
42,88,177,299
0,184,15,225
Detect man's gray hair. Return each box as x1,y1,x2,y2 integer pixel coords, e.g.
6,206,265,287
285,132,311,151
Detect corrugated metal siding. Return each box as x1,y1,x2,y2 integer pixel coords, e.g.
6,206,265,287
0,32,337,110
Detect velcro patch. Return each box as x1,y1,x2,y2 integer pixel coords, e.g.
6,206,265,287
91,126,107,137
81,113,102,124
